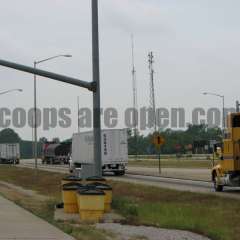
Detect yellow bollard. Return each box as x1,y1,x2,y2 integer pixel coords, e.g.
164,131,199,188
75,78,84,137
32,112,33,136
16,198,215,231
87,183,112,212
62,183,82,213
77,189,105,222
61,175,82,186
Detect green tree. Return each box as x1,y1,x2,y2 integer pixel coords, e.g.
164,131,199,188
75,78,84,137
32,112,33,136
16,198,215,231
128,124,222,155
0,128,21,143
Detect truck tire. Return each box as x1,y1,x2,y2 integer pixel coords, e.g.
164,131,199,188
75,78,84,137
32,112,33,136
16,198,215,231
213,174,223,192
114,171,125,176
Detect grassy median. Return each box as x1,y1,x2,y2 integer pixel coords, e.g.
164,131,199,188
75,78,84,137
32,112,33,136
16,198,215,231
0,165,239,240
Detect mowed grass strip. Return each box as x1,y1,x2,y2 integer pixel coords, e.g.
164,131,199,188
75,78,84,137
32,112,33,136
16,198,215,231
0,166,239,240
128,159,212,169
0,166,113,240
0,165,64,198
111,181,240,240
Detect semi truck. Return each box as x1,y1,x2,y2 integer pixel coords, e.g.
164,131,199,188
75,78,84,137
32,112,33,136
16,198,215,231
70,129,128,175
212,103,240,191
0,143,20,164
42,142,71,164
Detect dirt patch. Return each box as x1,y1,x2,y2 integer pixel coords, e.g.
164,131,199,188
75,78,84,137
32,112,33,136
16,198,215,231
55,208,125,224
0,165,65,198
0,181,50,201
96,223,211,240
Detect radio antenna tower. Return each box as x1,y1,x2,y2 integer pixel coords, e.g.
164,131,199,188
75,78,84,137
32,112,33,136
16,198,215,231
148,52,157,133
131,35,138,159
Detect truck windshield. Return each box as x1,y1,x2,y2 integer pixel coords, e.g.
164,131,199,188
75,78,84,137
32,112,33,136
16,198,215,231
232,115,240,128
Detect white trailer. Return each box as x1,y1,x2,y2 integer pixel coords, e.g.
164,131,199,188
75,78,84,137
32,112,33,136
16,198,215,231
0,143,20,164
71,129,128,175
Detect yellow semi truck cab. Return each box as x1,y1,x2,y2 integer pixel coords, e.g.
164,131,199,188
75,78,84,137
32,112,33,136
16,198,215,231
212,112,240,191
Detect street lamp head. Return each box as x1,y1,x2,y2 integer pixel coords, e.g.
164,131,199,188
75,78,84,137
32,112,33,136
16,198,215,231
63,54,72,58
17,89,23,92
203,92,207,95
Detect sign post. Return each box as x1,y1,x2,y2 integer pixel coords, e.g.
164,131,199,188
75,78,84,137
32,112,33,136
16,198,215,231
152,134,165,175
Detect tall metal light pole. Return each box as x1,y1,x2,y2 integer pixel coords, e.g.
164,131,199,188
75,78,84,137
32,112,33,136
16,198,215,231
92,0,102,177
33,54,72,169
203,92,225,131
77,96,80,133
0,0,102,178
0,88,22,95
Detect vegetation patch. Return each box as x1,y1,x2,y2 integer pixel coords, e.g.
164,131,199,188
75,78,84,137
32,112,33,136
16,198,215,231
0,166,239,240
111,181,240,240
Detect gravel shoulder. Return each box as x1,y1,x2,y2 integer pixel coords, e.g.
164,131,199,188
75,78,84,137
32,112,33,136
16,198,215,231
96,223,211,240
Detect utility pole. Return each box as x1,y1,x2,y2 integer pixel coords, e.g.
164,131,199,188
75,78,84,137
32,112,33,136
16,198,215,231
92,0,102,177
34,62,38,169
33,54,72,170
77,96,80,133
131,35,138,160
148,52,157,133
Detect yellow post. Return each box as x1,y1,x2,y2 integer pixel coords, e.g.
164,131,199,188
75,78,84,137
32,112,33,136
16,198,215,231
77,189,105,222
62,183,82,213
87,183,112,212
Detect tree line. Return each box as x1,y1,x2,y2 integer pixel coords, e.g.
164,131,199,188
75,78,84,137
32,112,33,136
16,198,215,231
0,125,222,158
128,124,222,155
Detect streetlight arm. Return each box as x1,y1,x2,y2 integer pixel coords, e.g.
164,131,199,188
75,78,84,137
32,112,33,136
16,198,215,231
0,88,22,95
0,58,94,91
35,54,72,65
203,91,225,131
203,92,224,98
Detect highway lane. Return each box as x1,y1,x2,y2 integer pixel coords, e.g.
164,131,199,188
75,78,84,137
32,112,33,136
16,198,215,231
127,166,210,181
18,160,240,200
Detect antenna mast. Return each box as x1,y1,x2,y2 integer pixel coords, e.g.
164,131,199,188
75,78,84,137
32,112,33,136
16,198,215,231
148,52,157,133
131,35,138,159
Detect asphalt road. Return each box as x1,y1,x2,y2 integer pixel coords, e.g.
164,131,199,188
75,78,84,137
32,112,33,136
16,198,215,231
17,159,240,200
127,166,210,181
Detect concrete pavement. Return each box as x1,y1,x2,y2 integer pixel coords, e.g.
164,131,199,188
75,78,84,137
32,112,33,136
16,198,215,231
0,195,74,240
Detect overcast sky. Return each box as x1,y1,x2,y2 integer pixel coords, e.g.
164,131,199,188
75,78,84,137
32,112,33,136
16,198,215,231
0,0,240,141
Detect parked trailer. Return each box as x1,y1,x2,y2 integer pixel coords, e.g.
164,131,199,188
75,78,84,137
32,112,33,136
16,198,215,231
0,143,20,164
70,129,128,175
42,142,71,164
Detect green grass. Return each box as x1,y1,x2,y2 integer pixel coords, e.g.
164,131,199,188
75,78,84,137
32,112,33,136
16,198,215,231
128,159,212,169
0,165,239,240
111,181,240,240
0,166,113,240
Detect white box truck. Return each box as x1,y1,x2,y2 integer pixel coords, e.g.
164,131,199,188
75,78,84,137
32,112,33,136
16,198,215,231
70,129,128,175
0,143,20,164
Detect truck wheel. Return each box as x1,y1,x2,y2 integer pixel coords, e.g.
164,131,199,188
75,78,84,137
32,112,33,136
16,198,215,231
213,174,223,192
114,171,125,176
